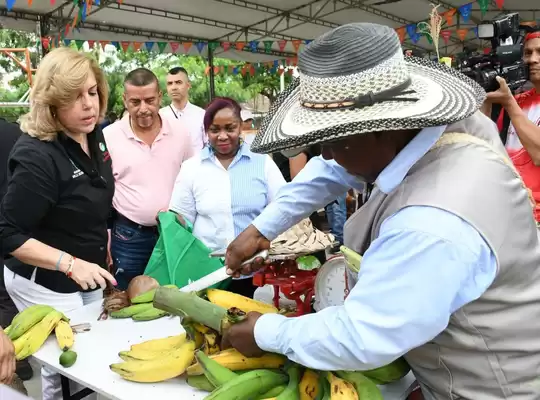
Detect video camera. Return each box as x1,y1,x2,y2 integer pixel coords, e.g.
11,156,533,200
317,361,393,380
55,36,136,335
456,13,531,93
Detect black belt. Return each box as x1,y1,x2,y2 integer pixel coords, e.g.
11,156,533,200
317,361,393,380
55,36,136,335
115,213,158,233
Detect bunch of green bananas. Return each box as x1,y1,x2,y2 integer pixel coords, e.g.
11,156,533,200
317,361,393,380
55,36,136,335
110,284,177,321
4,304,69,361
186,348,410,400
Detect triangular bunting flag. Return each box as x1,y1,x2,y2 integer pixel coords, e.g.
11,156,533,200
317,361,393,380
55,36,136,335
111,41,119,49
133,42,142,52
444,9,456,26
249,41,259,52
222,42,231,51
170,42,180,53
183,42,192,52
235,42,246,51
75,39,84,50
204,66,210,75
396,27,406,43
457,28,469,41
87,40,95,48
406,24,417,40
81,2,87,21
473,27,478,37
120,41,131,52
145,42,154,52
477,0,489,16
99,40,109,50
208,41,220,52
277,40,287,51
249,65,255,76
195,42,206,53
157,42,168,53
441,30,452,44
292,40,302,52
424,33,433,44
304,39,313,46
495,0,504,8
64,39,71,46
458,3,472,23
29,0,33,5
6,0,16,11
41,37,51,50
263,40,273,53
213,66,219,75
49,0,54,4
64,24,70,36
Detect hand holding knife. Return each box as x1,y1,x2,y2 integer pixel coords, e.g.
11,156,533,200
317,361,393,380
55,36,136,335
179,250,269,292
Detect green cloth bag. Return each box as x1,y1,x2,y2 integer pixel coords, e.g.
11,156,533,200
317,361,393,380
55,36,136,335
144,211,230,289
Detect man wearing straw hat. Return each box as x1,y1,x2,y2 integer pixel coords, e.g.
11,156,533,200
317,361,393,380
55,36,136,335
222,23,540,399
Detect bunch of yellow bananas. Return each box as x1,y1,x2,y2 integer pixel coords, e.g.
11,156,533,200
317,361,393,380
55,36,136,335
4,304,73,361
110,334,196,383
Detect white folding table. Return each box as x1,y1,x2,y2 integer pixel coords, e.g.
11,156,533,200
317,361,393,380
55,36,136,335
31,300,416,400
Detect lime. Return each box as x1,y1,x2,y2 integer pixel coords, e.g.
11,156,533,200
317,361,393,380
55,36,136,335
59,350,77,368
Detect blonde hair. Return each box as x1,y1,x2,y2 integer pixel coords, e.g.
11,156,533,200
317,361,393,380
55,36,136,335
20,47,108,141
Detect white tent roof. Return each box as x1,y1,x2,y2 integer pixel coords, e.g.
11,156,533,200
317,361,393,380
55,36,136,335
0,0,539,62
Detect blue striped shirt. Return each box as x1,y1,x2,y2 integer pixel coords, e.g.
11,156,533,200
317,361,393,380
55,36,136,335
169,143,286,252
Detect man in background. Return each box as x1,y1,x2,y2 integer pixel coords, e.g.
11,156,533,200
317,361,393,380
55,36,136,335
160,67,206,152
0,119,28,391
104,68,194,289
485,29,540,223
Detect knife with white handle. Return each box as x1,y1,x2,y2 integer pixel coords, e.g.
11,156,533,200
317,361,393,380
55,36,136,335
179,250,269,292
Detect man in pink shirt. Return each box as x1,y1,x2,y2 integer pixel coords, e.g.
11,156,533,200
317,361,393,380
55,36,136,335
104,68,194,289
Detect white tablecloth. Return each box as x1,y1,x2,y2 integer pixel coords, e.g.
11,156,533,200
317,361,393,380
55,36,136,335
31,301,416,400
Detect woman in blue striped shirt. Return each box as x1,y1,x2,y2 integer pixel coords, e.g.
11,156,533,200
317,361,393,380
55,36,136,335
168,97,286,297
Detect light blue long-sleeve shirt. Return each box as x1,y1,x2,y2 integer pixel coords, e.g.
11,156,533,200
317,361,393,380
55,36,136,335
252,126,498,371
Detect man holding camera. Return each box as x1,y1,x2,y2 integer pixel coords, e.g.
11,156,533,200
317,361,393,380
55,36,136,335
486,30,540,222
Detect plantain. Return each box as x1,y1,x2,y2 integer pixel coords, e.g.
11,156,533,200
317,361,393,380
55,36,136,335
8,305,56,340
299,369,320,400
131,307,169,321
119,348,176,362
14,310,63,360
206,288,278,314
275,363,302,400
260,385,287,398
55,320,74,351
131,284,178,304
195,350,237,387
361,358,411,384
3,325,11,336
334,371,383,400
110,340,195,383
325,372,358,400
187,348,287,376
203,369,289,400
187,375,215,392
110,303,153,318
129,333,187,352
181,318,205,349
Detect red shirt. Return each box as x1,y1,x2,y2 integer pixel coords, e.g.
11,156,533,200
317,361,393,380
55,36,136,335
497,88,540,221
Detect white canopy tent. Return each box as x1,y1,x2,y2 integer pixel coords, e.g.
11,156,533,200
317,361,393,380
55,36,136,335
0,0,539,98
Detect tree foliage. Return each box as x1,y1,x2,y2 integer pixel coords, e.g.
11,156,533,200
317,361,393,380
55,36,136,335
0,29,291,122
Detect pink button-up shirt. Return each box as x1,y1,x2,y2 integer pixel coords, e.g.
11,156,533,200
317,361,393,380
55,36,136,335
103,114,194,226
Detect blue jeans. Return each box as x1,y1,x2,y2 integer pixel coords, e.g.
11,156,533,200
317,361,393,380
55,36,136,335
325,193,347,245
110,220,158,290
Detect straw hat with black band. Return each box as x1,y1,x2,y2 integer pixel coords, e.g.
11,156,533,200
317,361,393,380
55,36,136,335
250,22,486,156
